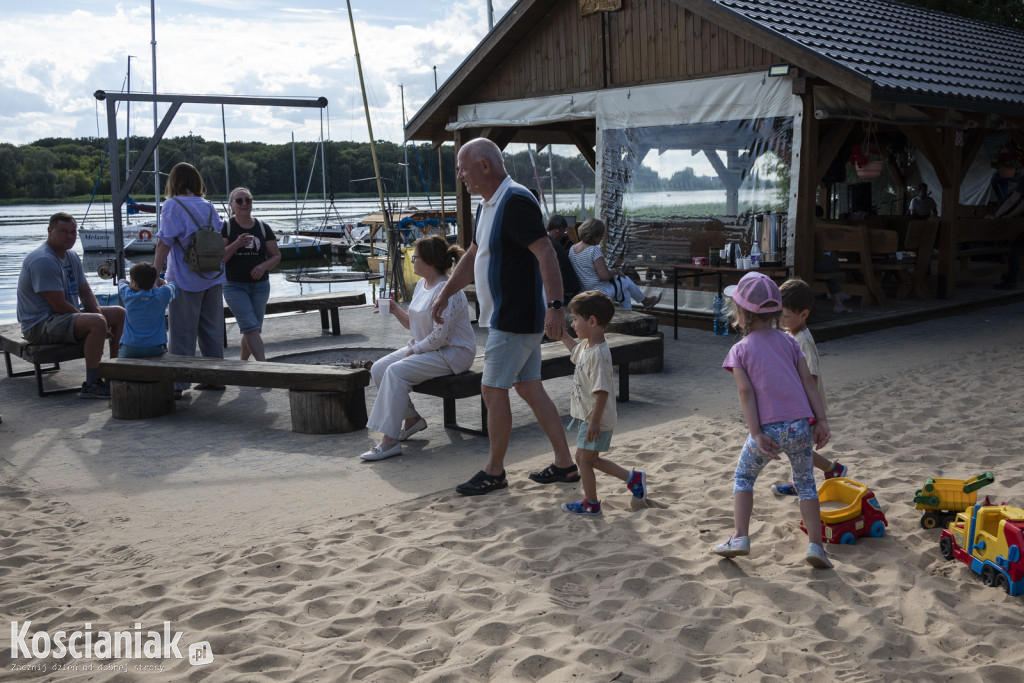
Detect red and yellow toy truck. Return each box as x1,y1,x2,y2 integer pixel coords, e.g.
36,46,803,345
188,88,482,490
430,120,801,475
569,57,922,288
939,503,1024,596
913,472,994,529
800,477,888,545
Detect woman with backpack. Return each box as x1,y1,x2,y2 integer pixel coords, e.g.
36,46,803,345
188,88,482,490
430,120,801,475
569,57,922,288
153,162,227,399
221,187,281,362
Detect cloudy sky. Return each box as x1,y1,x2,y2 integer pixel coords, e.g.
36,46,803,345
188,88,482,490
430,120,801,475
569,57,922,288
0,0,515,147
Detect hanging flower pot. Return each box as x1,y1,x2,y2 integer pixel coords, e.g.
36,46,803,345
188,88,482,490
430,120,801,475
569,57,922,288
856,160,883,179
999,166,1017,179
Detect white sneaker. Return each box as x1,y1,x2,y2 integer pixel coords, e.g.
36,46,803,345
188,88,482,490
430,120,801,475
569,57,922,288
712,535,750,557
398,417,427,441
805,543,834,569
360,443,402,461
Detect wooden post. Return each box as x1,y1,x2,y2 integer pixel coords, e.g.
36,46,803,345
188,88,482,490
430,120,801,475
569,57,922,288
793,87,818,281
289,389,368,434
453,129,476,251
109,380,175,419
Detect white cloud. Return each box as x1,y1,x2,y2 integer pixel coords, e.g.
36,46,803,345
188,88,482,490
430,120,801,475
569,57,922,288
0,0,516,146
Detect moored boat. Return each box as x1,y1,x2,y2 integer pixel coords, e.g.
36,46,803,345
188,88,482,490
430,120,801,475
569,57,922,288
276,233,329,261
80,223,159,253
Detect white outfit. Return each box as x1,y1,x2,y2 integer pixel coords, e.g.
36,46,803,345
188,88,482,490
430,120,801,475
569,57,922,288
367,278,476,439
568,243,647,310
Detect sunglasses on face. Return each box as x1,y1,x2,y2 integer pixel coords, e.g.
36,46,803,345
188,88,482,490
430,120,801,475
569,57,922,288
233,197,252,204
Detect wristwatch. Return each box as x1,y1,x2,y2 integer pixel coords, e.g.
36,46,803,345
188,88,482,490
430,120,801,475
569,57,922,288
547,299,563,310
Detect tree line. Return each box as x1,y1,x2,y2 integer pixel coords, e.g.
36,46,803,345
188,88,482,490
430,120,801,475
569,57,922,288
0,135,732,204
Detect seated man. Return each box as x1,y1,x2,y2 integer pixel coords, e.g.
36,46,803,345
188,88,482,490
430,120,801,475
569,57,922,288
547,215,581,303
16,212,125,398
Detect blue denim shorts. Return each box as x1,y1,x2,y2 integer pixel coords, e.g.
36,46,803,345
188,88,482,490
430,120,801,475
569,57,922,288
120,343,167,358
569,418,614,452
481,329,543,389
223,280,271,334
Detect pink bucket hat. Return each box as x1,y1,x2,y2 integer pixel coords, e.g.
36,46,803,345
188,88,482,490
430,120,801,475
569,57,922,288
723,272,782,313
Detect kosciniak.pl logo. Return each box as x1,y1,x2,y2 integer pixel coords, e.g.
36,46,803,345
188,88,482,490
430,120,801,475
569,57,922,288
9,621,214,667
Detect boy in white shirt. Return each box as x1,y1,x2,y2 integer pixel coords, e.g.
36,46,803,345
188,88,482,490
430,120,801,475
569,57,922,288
558,290,647,515
771,278,848,496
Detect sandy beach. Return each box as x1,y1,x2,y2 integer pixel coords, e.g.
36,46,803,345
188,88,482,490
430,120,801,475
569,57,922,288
1,301,1023,682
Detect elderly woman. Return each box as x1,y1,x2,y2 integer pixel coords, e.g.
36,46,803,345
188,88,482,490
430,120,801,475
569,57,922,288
153,162,226,398
361,234,477,461
568,218,660,310
221,187,281,361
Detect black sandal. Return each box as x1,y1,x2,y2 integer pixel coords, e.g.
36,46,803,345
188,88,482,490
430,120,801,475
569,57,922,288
456,470,508,496
528,463,580,484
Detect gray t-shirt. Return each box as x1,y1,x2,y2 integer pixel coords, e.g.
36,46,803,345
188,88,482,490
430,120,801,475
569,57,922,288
17,243,85,335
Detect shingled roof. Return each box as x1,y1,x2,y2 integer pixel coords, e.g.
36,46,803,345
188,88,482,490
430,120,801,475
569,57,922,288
701,0,1024,115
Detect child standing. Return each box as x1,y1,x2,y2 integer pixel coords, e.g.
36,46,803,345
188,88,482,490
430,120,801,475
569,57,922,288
713,272,833,568
117,262,178,358
770,278,847,496
558,290,647,515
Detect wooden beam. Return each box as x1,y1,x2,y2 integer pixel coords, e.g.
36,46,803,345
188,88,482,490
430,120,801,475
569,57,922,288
814,120,855,183
794,90,818,281
453,129,475,250
569,130,597,170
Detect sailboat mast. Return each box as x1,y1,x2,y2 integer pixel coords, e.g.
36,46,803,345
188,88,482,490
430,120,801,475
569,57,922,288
345,0,391,242
292,133,300,231
221,104,230,204
126,55,133,186
401,84,410,207
150,0,160,231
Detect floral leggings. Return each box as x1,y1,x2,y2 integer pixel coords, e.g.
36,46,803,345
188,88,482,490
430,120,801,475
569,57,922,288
733,418,818,501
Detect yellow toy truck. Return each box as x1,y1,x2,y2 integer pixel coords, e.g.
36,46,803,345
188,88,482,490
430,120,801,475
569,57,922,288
940,504,1024,596
913,472,994,529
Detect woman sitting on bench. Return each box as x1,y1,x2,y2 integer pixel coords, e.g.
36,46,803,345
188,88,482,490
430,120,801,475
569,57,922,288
568,218,660,311
360,235,477,461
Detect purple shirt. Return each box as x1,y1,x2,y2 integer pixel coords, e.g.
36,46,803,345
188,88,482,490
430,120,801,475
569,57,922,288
723,328,812,426
157,196,226,292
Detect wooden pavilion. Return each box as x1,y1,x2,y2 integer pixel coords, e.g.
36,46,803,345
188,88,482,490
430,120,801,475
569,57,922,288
405,0,1024,301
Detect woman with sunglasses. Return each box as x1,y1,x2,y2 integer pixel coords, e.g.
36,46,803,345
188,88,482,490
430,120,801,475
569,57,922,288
221,187,281,361
361,234,476,461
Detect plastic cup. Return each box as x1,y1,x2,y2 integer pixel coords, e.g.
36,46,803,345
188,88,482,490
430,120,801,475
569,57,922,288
379,298,391,314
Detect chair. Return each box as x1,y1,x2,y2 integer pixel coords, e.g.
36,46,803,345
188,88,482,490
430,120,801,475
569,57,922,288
871,216,938,299
812,221,896,306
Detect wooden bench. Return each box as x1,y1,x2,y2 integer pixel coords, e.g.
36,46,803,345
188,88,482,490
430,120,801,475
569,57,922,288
411,332,663,436
98,355,370,434
1,324,85,397
863,216,939,299
221,291,368,346
812,221,898,306
941,208,1024,285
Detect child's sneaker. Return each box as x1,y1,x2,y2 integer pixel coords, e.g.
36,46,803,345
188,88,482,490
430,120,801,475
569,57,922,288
823,461,848,479
626,469,647,500
561,499,602,516
79,379,110,399
771,482,797,496
805,542,834,568
712,535,750,557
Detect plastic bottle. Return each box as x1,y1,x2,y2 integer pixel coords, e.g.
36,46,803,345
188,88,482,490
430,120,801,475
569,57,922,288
750,238,762,269
713,294,729,335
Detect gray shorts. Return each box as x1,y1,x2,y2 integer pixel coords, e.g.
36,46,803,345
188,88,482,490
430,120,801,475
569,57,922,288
481,329,543,389
23,313,78,345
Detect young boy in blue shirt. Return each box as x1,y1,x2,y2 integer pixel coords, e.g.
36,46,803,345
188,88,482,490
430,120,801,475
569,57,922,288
118,262,178,358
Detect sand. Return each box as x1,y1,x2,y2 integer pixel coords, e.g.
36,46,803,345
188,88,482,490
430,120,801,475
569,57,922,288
1,302,1023,681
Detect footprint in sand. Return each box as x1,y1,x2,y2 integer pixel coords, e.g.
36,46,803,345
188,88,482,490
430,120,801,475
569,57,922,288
631,496,669,511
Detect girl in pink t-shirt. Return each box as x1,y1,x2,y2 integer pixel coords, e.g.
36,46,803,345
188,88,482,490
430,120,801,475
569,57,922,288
714,272,834,569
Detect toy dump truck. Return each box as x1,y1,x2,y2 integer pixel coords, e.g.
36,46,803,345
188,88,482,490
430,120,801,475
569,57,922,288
800,477,888,545
914,472,994,529
940,504,1024,596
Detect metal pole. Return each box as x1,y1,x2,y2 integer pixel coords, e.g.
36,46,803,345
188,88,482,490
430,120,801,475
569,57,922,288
125,55,133,186
150,0,160,231
346,0,392,240
401,84,410,207
548,146,556,214
292,132,299,231
487,0,494,31
221,104,230,203
434,66,444,226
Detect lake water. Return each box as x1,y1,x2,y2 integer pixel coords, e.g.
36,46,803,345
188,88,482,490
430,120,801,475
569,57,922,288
0,198,410,326
0,188,745,325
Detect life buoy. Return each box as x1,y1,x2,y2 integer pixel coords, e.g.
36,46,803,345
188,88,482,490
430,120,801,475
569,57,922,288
138,229,152,240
